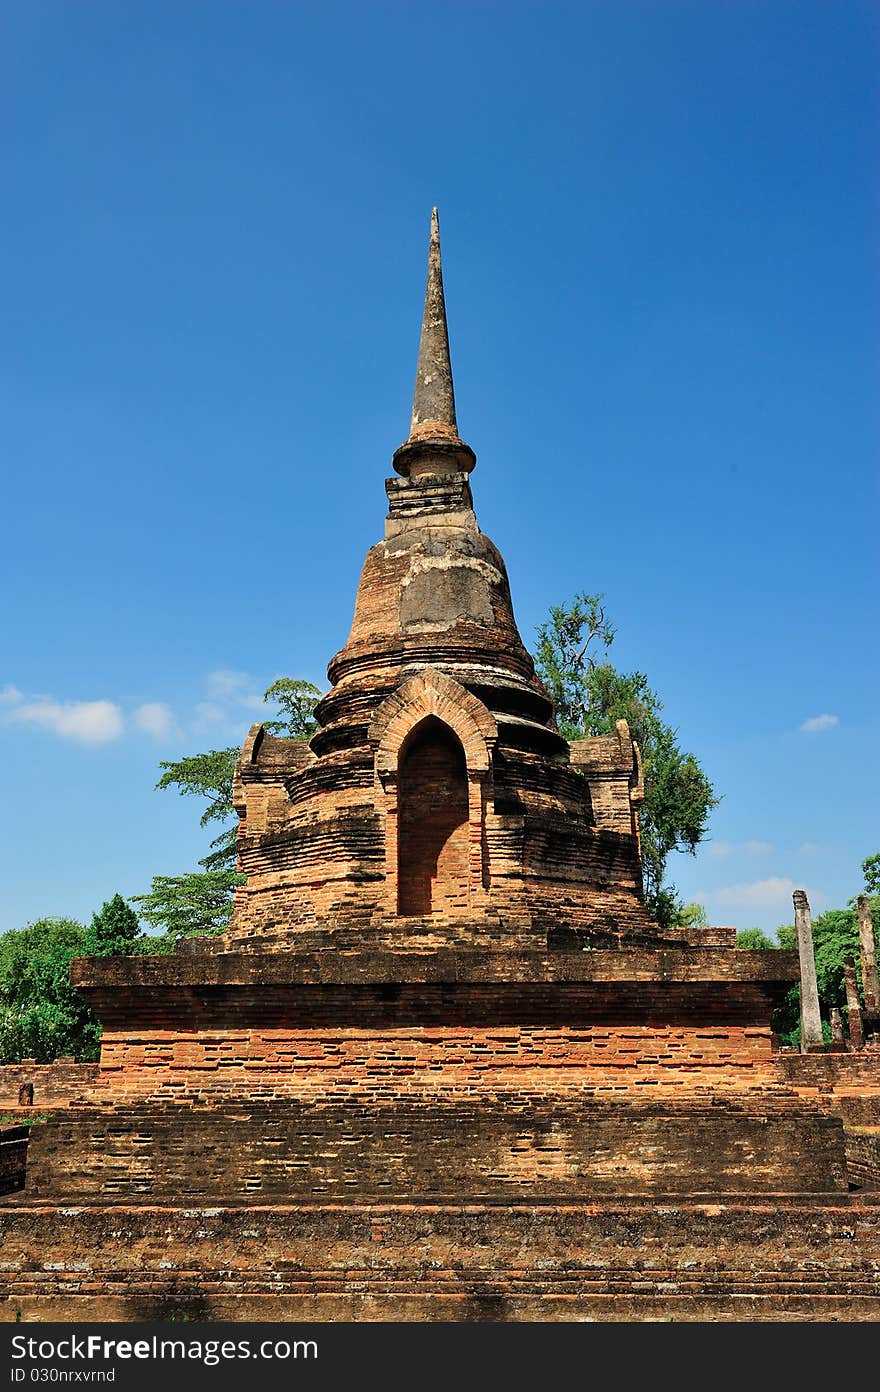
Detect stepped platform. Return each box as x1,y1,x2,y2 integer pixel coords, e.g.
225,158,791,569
2,1198,880,1322
2,1094,849,1204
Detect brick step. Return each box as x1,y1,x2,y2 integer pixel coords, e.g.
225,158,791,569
13,1096,848,1201
4,1271,880,1297
3,1200,879,1319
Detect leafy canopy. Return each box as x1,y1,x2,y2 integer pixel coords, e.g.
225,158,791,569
534,593,718,926
0,918,101,1063
735,928,777,950
863,852,880,895
132,869,245,940
82,894,141,957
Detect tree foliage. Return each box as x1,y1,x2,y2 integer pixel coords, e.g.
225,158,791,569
156,747,240,871
735,928,777,950
262,678,321,739
82,894,141,957
677,902,710,929
0,918,101,1063
534,593,718,926
137,678,321,938
863,852,880,895
132,870,245,940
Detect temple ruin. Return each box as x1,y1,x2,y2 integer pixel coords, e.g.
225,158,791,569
1,211,879,1321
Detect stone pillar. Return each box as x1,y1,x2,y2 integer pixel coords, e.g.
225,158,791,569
829,1008,846,1051
858,895,879,1014
844,956,864,1048
794,889,824,1052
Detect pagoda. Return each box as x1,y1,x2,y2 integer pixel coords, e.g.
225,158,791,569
2,212,879,1323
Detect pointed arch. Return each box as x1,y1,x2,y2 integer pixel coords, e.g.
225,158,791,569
369,668,497,779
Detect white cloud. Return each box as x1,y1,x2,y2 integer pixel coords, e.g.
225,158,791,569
133,702,175,739
9,697,124,744
707,877,825,910
800,713,839,734
206,669,263,710
0,685,22,705
207,669,249,698
797,841,825,857
705,839,773,860
193,701,227,731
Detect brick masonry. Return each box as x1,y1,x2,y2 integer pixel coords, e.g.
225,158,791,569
0,1061,98,1109
12,1097,849,1203
5,221,880,1321
2,1200,880,1321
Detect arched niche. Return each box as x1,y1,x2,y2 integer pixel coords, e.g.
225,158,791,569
368,669,497,916
396,717,470,916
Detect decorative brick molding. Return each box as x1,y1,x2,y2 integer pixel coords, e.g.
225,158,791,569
369,669,497,777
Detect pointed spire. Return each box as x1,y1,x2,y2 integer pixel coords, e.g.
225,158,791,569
393,208,475,478
410,208,458,438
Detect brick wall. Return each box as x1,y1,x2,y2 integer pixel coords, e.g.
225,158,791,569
93,1021,783,1100
0,1061,98,1109
776,1051,880,1086
72,951,798,1099
844,1131,880,1188
11,1096,848,1203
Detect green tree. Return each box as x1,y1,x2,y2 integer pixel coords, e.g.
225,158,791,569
676,902,709,929
82,894,142,957
812,903,875,1008
0,918,101,1063
262,678,322,739
155,746,241,871
534,593,718,926
135,678,321,938
132,870,245,940
735,928,777,950
863,852,880,895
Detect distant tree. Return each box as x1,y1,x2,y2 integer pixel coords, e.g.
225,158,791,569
136,679,320,938
675,902,710,929
82,894,142,957
0,918,100,1063
863,852,880,895
735,928,777,950
132,870,245,940
534,593,718,927
812,905,868,1008
155,746,241,872
262,678,322,739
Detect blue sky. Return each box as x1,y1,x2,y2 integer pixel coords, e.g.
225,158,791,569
1,1,877,936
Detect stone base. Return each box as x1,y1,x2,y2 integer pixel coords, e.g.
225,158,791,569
2,1200,880,1322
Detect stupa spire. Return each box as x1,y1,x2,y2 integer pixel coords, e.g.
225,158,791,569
393,208,475,477
411,207,457,438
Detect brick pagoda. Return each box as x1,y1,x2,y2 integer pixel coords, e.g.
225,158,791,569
2,211,879,1321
